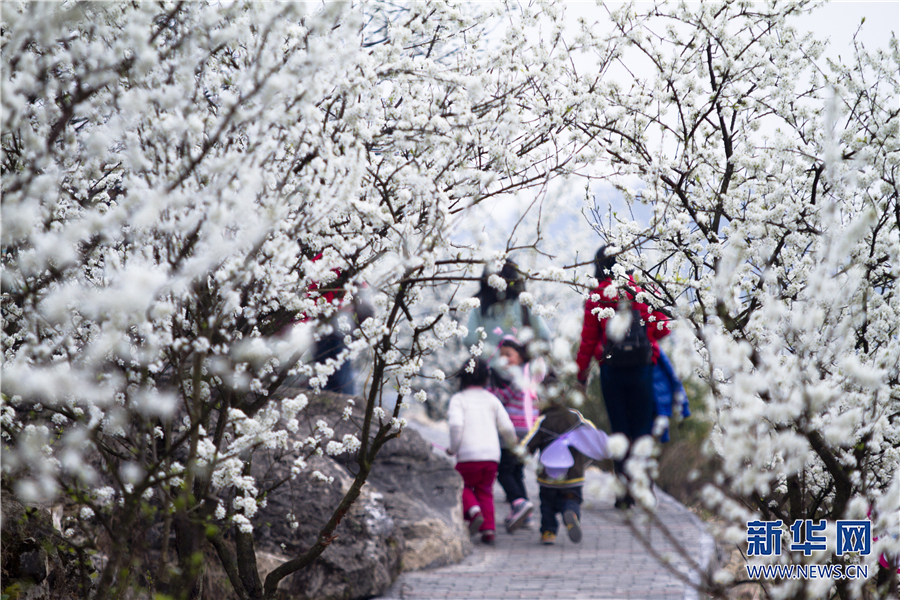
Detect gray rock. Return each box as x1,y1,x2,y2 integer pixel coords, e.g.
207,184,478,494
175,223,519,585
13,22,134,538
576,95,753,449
18,542,48,584
1,496,83,600
250,390,469,599
367,425,471,571
253,455,403,600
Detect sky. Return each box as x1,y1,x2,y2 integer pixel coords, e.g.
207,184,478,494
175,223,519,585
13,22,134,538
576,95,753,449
779,1,897,61
562,1,898,58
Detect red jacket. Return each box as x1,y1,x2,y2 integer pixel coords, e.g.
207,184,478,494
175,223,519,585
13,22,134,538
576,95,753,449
300,253,343,322
575,277,671,382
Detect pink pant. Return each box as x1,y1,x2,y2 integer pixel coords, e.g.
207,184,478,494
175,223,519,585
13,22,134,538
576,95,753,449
455,461,498,532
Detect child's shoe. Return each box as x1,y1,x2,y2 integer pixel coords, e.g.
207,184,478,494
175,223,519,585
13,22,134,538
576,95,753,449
505,498,534,533
523,514,535,530
481,530,496,544
466,506,484,535
563,510,582,543
541,531,556,545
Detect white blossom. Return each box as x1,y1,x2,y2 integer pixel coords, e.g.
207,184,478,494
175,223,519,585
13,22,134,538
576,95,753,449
311,471,334,485
232,514,253,534
538,267,565,282
341,434,361,453
458,297,480,312
233,495,259,519
325,441,346,456
607,434,629,460
487,274,507,291
1,1,895,595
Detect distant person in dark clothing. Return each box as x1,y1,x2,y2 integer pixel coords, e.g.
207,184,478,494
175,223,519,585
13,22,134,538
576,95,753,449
303,252,373,395
575,245,671,508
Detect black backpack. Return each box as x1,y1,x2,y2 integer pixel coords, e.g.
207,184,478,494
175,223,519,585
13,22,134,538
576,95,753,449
603,306,653,368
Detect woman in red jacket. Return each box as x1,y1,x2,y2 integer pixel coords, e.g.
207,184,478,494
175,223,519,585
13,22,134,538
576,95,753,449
575,245,671,508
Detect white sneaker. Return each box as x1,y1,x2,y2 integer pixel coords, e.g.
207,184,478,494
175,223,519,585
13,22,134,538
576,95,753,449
523,514,535,530
466,506,484,535
505,499,534,533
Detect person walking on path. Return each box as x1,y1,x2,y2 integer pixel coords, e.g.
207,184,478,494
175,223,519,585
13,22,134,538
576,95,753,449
446,357,518,544
522,399,598,546
464,260,551,365
575,245,672,508
487,335,540,533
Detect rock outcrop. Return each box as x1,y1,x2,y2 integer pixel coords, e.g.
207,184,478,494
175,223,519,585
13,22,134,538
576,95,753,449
365,418,470,571
249,390,470,600
1,391,470,600
1,496,91,600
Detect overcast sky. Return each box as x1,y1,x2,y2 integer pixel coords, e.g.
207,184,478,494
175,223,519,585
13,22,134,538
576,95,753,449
561,1,898,57
803,1,898,58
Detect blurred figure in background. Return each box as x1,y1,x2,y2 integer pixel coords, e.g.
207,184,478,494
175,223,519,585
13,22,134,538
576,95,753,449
575,245,671,508
464,260,550,366
487,335,541,533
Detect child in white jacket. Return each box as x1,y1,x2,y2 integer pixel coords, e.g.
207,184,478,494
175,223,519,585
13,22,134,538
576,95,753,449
446,357,517,544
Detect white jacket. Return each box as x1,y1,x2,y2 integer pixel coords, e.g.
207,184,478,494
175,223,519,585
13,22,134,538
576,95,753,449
447,387,517,463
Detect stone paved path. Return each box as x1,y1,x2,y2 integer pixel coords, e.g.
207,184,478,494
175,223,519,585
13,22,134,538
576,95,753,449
378,411,715,600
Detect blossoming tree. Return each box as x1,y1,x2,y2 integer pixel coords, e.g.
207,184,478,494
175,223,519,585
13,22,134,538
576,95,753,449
566,1,899,598
4,1,898,599
1,1,587,598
